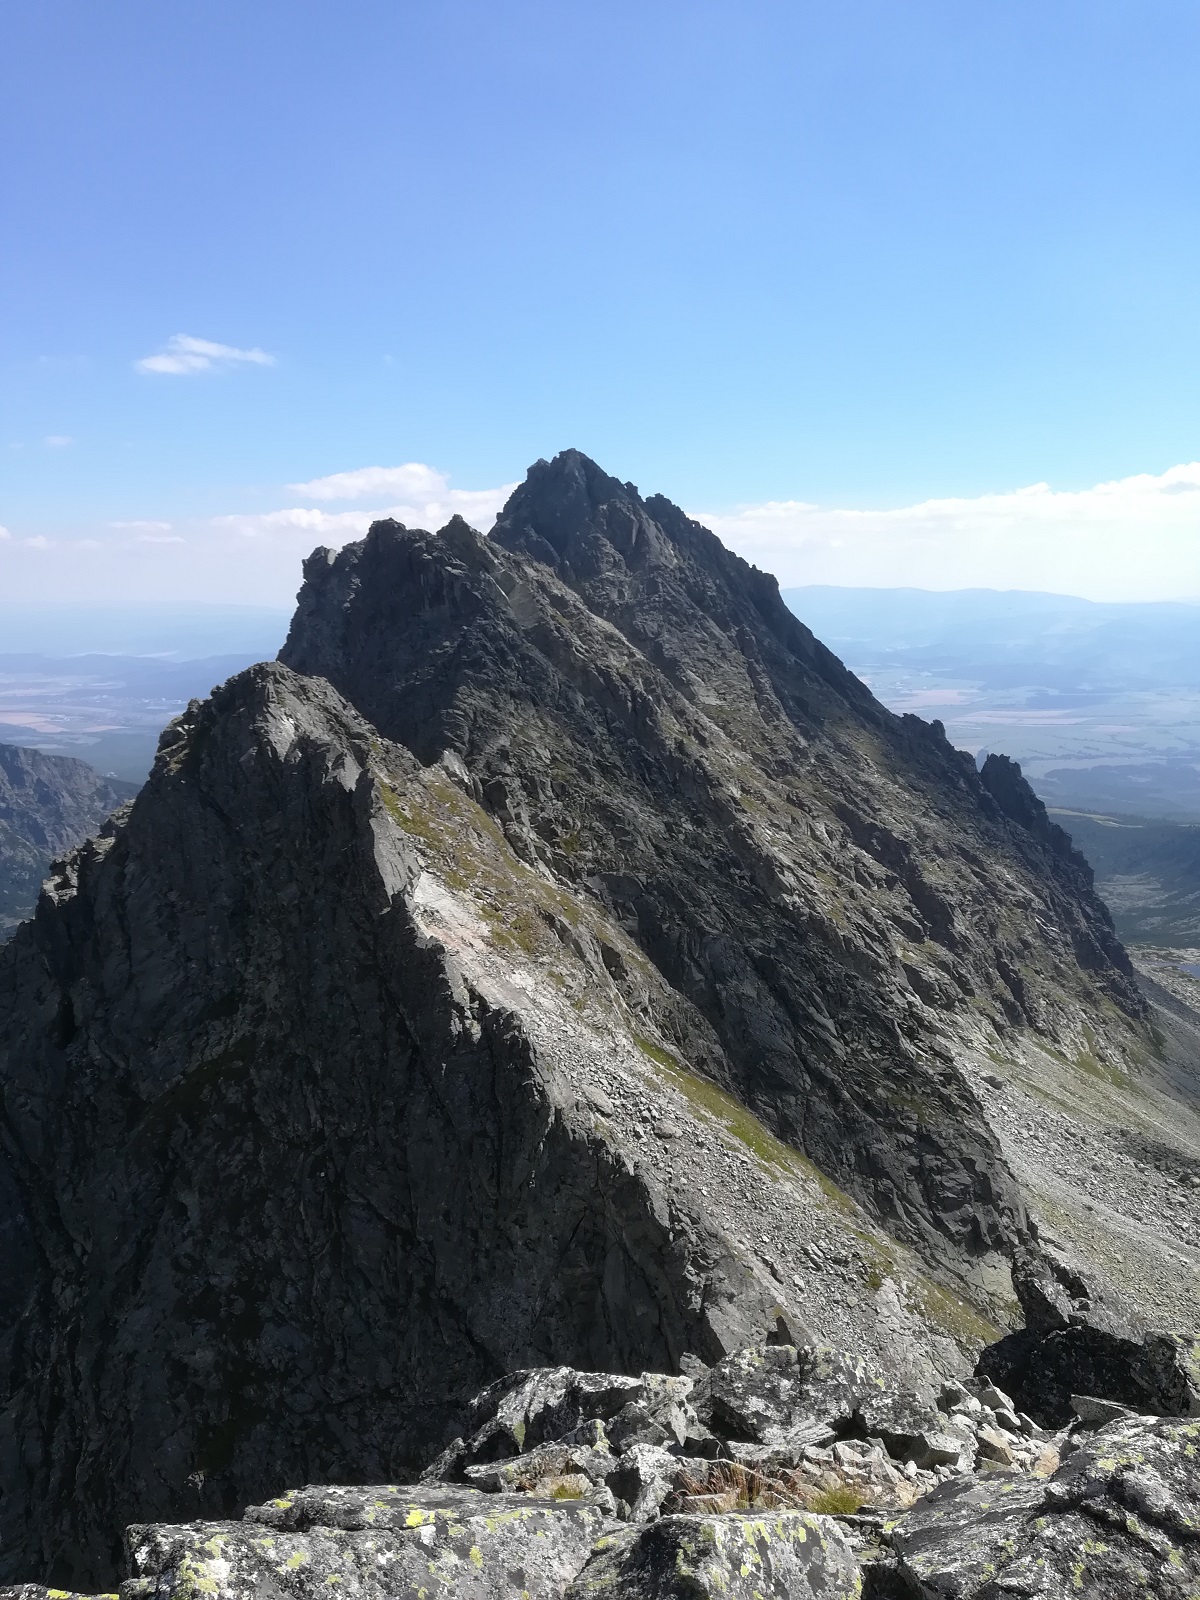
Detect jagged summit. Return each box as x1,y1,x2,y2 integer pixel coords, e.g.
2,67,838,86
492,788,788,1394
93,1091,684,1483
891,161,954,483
280,452,1143,1270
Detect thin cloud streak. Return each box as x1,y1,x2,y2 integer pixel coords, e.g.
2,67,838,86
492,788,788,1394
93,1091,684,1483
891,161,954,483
289,463,447,500
135,334,276,376
697,462,1200,603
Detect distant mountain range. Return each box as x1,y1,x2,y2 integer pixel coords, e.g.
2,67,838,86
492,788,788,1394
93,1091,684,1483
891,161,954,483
0,742,137,930
784,586,1200,822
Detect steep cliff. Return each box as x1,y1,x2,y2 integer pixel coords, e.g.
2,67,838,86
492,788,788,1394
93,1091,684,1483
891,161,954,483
0,664,981,1586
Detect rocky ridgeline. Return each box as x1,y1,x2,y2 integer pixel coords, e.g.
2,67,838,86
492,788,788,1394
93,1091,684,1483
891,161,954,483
4,1337,1197,1600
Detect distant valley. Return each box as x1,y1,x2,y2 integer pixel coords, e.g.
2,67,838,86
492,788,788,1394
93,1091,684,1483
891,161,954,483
0,741,137,932
784,586,1200,823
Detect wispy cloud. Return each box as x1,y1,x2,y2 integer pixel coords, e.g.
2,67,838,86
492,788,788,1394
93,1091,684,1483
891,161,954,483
289,463,446,501
229,463,517,543
696,461,1200,603
0,525,9,540
135,334,275,376
43,434,74,448
111,519,174,534
213,507,376,541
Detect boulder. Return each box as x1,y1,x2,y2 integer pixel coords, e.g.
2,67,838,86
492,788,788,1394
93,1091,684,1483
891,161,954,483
126,1485,612,1600
855,1388,970,1469
0,1591,111,1600
696,1343,882,1446
604,1444,682,1521
565,1512,862,1600
880,1413,1200,1597
459,1369,649,1465
978,1324,1200,1427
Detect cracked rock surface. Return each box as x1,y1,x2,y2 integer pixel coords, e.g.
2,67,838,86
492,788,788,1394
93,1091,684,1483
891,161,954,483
877,1412,1200,1597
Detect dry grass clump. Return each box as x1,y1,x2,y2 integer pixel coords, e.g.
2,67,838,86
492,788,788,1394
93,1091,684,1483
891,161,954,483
669,1460,865,1517
520,1472,590,1500
806,1484,867,1514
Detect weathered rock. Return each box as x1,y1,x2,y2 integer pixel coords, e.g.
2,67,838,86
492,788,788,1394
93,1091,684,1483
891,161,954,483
605,1444,681,1521
974,1424,1015,1465
1070,1393,1133,1428
696,1343,884,1447
458,1369,646,1465
855,1389,967,1468
125,1486,612,1600
881,1412,1200,1597
280,450,1145,1288
462,1440,616,1495
0,450,1173,1589
0,668,804,1586
565,1512,862,1600
0,1590,113,1600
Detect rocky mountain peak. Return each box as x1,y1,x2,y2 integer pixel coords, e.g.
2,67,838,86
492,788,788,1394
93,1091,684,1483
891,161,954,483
1,452,1193,1593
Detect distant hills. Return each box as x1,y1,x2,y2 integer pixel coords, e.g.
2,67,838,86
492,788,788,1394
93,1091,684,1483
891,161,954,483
0,742,138,931
784,586,1200,822
1052,809,1200,947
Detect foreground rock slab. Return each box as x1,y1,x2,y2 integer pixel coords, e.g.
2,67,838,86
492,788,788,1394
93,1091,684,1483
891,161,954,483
879,1412,1200,1597
566,1513,861,1600
123,1486,611,1600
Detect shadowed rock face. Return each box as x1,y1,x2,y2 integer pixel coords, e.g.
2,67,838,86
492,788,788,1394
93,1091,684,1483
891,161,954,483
3,666,810,1585
281,451,1141,1277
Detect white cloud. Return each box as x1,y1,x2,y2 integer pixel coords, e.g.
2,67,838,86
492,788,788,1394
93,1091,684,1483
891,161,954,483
289,463,448,500
226,466,517,547
135,334,275,376
213,507,377,542
43,434,74,448
0,525,9,540
696,461,1200,603
111,519,174,533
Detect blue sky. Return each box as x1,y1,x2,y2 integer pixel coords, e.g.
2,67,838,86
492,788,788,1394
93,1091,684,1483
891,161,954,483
3,0,1199,604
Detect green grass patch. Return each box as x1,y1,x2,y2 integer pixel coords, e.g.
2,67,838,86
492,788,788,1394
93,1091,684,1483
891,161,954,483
633,1037,858,1215
914,1277,1004,1346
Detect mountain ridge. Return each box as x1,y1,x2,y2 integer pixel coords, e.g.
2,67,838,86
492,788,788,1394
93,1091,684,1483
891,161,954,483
0,450,1193,1588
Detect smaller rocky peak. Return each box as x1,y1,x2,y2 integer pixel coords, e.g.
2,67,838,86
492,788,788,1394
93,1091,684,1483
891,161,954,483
979,753,1085,867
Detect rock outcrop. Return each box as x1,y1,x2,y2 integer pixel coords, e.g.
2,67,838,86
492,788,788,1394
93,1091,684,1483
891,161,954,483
877,1411,1200,1597
0,741,135,931
8,1341,1196,1600
0,451,1183,1588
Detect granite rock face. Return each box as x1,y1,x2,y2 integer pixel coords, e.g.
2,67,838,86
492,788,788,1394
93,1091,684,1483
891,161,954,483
0,741,136,932
566,1513,862,1600
126,1486,613,1600
0,665,823,1585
